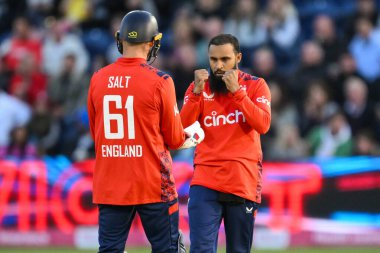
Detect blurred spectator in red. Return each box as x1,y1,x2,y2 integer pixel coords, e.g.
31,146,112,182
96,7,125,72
0,126,37,160
9,53,47,105
0,16,42,73
307,109,353,158
342,76,376,136
349,17,380,83
42,18,89,78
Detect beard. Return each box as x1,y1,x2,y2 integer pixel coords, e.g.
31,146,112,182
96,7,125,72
209,64,237,95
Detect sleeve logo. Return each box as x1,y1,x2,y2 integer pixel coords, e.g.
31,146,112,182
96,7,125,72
128,31,138,38
256,96,271,107
203,91,215,101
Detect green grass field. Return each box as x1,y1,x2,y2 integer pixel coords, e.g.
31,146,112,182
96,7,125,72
0,248,379,253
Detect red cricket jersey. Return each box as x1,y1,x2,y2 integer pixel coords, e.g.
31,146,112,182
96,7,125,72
87,57,186,205
180,71,271,203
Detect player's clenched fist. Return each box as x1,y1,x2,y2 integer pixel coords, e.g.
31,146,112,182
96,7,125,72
222,69,240,93
193,69,209,94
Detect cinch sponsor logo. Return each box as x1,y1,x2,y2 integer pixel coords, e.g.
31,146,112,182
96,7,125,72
256,96,271,106
204,110,246,127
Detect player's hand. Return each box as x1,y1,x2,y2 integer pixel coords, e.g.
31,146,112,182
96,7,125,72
193,69,208,94
222,70,240,93
179,121,205,149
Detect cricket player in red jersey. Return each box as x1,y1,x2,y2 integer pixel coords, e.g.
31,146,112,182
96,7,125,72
87,10,189,253
180,34,271,253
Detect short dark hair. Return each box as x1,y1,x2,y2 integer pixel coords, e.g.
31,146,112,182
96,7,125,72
208,34,240,53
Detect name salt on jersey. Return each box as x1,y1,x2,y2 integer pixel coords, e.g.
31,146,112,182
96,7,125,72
108,76,131,88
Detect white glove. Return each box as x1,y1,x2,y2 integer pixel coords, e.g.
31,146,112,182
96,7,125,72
179,121,205,149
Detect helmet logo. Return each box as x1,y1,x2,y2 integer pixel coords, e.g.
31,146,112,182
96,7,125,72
128,31,138,38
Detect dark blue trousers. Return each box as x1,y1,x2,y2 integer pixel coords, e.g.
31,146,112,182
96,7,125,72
188,186,259,253
98,199,179,253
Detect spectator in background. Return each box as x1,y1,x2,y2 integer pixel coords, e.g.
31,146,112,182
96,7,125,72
290,41,326,101
9,53,47,105
170,44,198,106
269,123,307,160
170,6,195,47
106,14,124,64
0,126,37,160
328,52,361,105
224,0,266,51
313,14,345,68
353,129,380,156
192,0,226,68
307,109,353,158
0,56,11,92
349,17,380,83
28,94,61,156
42,18,89,78
26,0,55,27
48,53,90,116
47,52,90,158
0,16,42,73
264,81,301,160
0,1,27,36
344,0,380,41
195,16,224,67
0,88,31,148
343,76,375,136
251,47,282,83
298,79,338,137
103,0,159,22
192,0,225,23
261,0,300,73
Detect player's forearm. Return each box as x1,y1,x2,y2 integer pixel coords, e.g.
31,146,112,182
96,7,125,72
232,90,271,134
164,129,186,150
180,94,201,128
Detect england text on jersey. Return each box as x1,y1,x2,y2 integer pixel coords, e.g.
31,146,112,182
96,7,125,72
101,144,142,157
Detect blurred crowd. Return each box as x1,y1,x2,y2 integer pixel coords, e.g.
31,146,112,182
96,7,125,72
0,0,380,162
